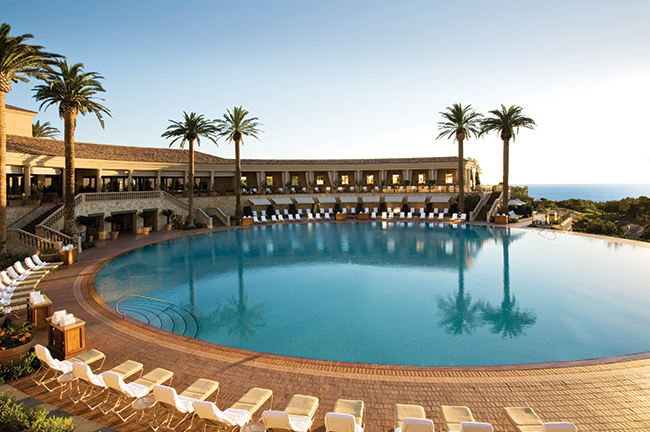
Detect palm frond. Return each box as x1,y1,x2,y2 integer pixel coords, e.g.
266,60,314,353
31,120,59,138
32,60,111,128
161,111,219,148
436,103,482,142
0,23,64,90
214,106,263,144
480,104,536,141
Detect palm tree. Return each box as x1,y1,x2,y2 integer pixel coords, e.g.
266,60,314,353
161,112,218,223
33,60,110,235
437,252,483,335
215,106,262,220
480,105,535,212
32,120,59,138
0,23,62,253
436,103,482,214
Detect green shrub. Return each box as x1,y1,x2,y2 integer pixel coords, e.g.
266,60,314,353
0,254,30,271
574,217,623,236
0,351,40,382
0,392,76,431
81,241,95,249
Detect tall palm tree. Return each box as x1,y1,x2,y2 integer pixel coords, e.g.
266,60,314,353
32,120,59,138
480,105,535,212
0,23,62,253
33,60,110,234
215,106,262,220
162,112,218,223
436,103,482,214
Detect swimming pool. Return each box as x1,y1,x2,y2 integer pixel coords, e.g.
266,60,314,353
94,222,650,366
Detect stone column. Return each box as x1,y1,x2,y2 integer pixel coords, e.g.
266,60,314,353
127,170,133,192
156,170,162,191
210,171,215,191
433,169,438,185
428,169,434,184
23,165,31,196
96,169,102,192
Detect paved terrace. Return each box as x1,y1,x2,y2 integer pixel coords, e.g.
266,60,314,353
10,221,650,432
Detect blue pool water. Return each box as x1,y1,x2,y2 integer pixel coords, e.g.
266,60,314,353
95,223,650,366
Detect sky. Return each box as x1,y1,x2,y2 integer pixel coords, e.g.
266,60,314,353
3,0,650,185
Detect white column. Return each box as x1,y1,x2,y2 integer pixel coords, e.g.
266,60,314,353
428,169,434,184
433,169,438,185
156,170,162,190
210,171,215,191
356,170,362,185
127,170,133,191
256,171,262,189
305,171,311,187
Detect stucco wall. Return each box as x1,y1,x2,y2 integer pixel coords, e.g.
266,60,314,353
6,109,35,137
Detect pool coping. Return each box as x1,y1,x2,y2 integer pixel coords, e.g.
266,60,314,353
85,219,650,375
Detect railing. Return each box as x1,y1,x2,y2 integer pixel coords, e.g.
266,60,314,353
35,225,74,245
115,295,174,319
162,191,189,210
206,207,230,227
486,191,504,222
82,191,162,203
8,205,50,229
6,228,62,254
469,192,490,222
196,209,213,228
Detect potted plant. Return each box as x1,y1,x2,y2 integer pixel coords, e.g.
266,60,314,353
404,180,411,187
428,179,436,186
7,195,22,206
161,209,174,231
28,184,43,205
0,319,34,365
138,210,155,234
76,215,99,242
39,247,59,262
104,215,123,239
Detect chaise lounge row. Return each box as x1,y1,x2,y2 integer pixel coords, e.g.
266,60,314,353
0,254,62,313
32,344,576,432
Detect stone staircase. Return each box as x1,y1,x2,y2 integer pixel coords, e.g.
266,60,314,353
22,205,62,234
475,191,501,222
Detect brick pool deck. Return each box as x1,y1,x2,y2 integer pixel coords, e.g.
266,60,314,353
10,222,650,431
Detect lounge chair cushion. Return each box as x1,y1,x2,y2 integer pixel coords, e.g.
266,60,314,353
325,413,362,432
153,385,194,413
440,406,475,432
68,349,105,366
540,423,576,432
133,367,174,390
399,418,435,432
73,362,106,388
458,422,493,432
35,344,73,373
285,394,319,419
179,378,219,401
103,371,149,399
193,400,250,427
394,404,426,429
333,399,364,425
263,410,311,432
108,360,143,378
230,387,273,413
503,407,543,431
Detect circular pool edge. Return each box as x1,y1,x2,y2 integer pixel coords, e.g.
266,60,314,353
86,222,650,373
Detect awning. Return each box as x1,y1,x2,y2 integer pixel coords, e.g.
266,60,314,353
362,196,380,203
132,170,157,177
272,197,293,205
101,170,129,177
429,196,451,203
407,196,427,202
160,171,185,177
6,166,22,174
317,197,337,204
213,172,234,177
509,199,526,206
31,167,61,175
294,197,314,204
249,198,272,206
384,195,404,203
339,196,358,203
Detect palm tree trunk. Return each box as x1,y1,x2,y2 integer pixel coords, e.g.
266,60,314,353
502,138,510,212
188,138,194,223
458,138,465,214
63,113,77,235
0,92,7,255
235,138,242,220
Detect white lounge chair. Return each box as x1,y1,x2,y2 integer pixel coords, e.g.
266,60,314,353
351,208,356,214
381,212,388,219
0,272,19,288
406,213,413,219
420,212,426,219
438,213,444,220
260,216,268,223
342,208,347,214
364,208,369,213
261,210,267,216
325,399,364,432
503,407,576,432
100,368,173,421
460,213,467,221
67,360,142,407
315,213,322,220
308,213,315,220
451,213,459,220
275,210,280,216
278,215,285,222
287,214,294,221
253,216,260,223
399,212,406,219
394,404,434,432
440,406,477,432
271,215,278,222
297,209,303,215
371,212,377,219
151,379,220,431
252,210,258,216
262,394,319,432
32,254,62,270
443,208,449,215
192,387,273,432
295,214,302,221
324,213,331,219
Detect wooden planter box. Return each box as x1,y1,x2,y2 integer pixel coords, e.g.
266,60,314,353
336,213,347,221
8,199,22,206
494,215,509,224
241,218,254,226
358,213,370,220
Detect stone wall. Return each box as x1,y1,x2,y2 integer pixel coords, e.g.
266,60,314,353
7,205,57,228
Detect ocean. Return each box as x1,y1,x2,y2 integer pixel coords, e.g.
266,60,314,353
514,184,650,202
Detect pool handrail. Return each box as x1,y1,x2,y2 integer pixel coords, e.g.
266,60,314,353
115,295,174,319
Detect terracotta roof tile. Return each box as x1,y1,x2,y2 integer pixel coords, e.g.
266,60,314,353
7,135,466,166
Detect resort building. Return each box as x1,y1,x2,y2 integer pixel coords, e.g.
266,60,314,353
4,104,488,248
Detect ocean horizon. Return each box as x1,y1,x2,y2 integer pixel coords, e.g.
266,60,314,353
514,183,650,202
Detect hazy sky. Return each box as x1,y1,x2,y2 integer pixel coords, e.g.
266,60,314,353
3,0,649,185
